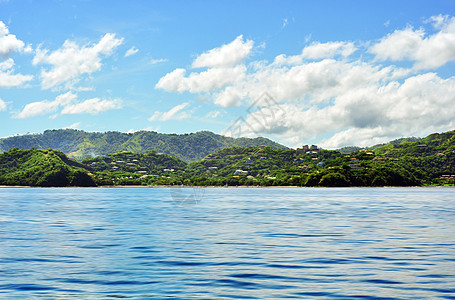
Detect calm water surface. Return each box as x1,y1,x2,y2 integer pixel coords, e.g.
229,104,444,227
0,187,454,299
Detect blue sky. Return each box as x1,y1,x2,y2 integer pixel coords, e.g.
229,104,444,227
1,0,455,148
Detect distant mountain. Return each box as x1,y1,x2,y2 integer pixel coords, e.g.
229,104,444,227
337,146,363,153
0,129,288,162
338,137,422,153
0,148,95,187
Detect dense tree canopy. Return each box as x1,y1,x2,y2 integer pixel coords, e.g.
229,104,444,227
0,129,287,162
1,130,454,187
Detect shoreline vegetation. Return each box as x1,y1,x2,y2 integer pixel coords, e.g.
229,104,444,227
3,185,452,189
1,129,455,188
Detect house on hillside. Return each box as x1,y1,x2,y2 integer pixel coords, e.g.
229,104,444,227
234,169,248,176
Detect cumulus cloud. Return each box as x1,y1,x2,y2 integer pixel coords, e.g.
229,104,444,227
192,35,253,68
33,33,123,89
156,65,246,94
124,46,138,57
0,61,33,87
15,99,61,119
0,21,25,58
15,91,122,118
370,15,455,69
0,23,33,87
61,97,122,115
0,57,13,70
156,15,455,148
273,41,356,65
156,35,253,102
149,102,191,121
240,72,455,148
0,97,6,111
15,92,77,118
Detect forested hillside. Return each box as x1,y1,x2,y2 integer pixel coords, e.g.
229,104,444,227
81,150,188,186
1,130,454,187
183,146,420,187
373,130,455,181
0,129,287,162
0,148,95,187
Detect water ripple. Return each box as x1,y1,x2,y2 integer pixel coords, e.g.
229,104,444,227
0,187,454,299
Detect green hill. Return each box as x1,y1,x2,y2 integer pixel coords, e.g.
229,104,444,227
1,129,454,187
0,129,287,162
80,150,188,186
0,148,96,187
183,146,420,187
372,130,455,182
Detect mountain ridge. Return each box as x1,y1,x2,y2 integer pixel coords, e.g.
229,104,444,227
0,129,287,162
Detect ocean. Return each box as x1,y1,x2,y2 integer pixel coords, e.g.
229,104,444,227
0,187,454,299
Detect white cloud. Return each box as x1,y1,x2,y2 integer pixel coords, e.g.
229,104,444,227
206,110,222,118
274,41,356,66
150,58,167,64
124,46,139,57
33,33,123,89
15,99,60,119
301,41,356,60
156,15,455,148
425,14,451,29
64,122,81,129
148,102,191,121
0,63,33,88
54,91,78,106
369,26,424,61
192,35,253,68
241,71,455,148
15,92,121,118
0,21,25,58
156,65,246,94
0,97,6,111
61,98,122,115
0,58,14,70
15,91,77,118
0,23,33,87
370,15,455,69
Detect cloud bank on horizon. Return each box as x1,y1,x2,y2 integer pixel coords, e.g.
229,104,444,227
1,9,455,149
156,15,455,148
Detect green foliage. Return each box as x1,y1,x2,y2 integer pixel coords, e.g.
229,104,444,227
0,148,96,187
319,172,350,187
80,150,188,186
0,129,287,162
1,129,455,187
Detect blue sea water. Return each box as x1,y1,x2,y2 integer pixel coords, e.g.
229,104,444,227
0,186,454,299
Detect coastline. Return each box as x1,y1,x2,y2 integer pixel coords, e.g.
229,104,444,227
1,185,452,188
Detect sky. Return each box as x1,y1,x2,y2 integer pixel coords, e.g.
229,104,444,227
1,0,455,149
